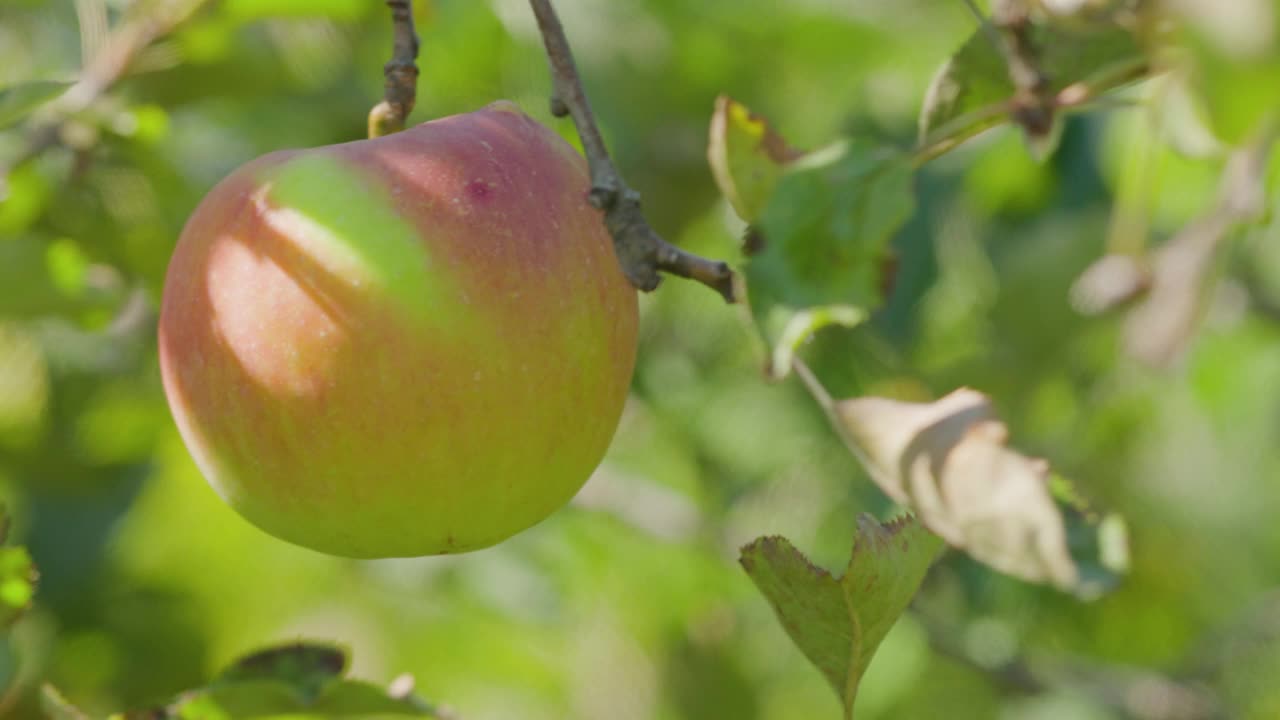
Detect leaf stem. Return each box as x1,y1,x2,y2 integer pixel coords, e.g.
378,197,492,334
792,358,881,480
792,358,835,412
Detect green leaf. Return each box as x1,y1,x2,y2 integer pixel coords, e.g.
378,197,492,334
212,642,346,702
703,98,912,376
748,140,914,378
168,678,440,719
739,516,942,719
918,11,1149,159
918,28,1012,157
307,679,439,715
707,95,801,224
138,642,445,718
176,679,302,719
0,80,71,129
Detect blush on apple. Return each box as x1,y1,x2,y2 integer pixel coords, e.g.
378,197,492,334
158,101,638,558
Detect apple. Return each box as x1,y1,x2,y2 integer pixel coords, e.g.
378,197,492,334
158,101,638,558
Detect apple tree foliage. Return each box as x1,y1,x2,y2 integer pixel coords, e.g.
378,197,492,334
3,0,1280,718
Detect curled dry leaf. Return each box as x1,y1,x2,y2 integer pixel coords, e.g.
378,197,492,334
834,388,1079,590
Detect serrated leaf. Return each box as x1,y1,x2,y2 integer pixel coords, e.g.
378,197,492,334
833,388,1117,593
174,679,303,719
918,11,1149,159
707,95,802,224
740,515,942,719
748,140,914,379
42,685,92,720
0,80,71,129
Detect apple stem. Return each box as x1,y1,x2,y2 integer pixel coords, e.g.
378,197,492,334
368,0,421,139
526,0,738,303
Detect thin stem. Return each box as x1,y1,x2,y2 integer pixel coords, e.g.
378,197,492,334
368,0,420,138
958,0,1007,55
792,357,834,412
792,358,880,477
960,0,1056,137
526,0,737,302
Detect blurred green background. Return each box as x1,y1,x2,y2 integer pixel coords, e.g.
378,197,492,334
2,0,1280,718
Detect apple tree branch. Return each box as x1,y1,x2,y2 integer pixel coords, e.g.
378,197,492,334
526,0,737,302
958,0,1055,137
368,0,421,138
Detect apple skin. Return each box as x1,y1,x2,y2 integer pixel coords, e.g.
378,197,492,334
158,101,638,558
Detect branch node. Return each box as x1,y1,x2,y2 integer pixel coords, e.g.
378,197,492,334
527,0,738,302
968,0,1056,139
588,186,615,210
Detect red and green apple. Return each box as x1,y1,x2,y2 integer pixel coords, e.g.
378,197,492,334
158,101,638,558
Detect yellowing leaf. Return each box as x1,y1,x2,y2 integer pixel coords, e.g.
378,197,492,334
706,98,912,378
707,95,802,224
